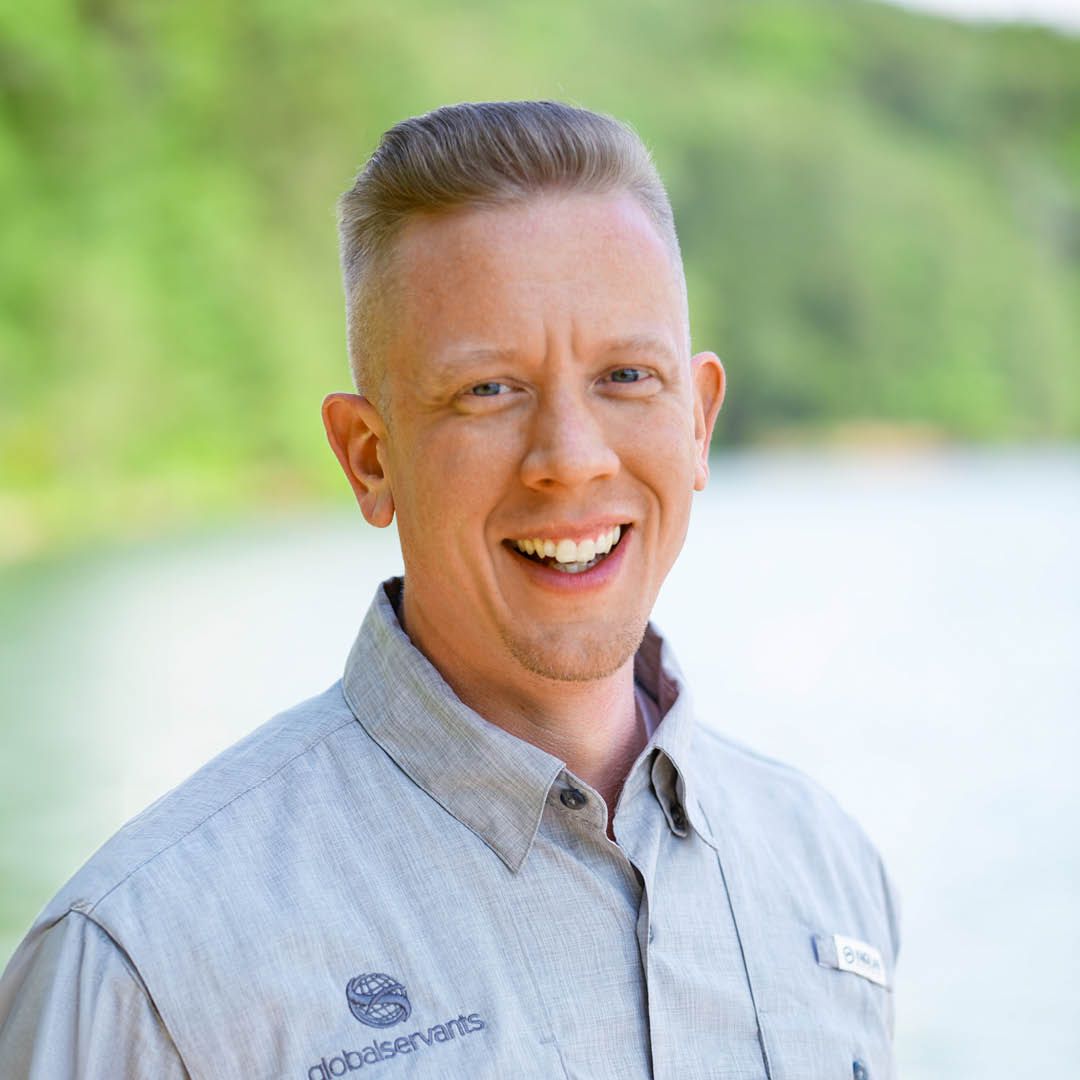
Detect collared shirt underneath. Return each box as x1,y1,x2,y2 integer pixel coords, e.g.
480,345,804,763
0,578,899,1080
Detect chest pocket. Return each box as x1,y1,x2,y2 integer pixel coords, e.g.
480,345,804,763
748,926,896,1080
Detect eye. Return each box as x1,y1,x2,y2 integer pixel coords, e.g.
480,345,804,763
468,381,509,397
607,367,649,384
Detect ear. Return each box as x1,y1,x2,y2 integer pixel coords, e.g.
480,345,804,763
690,352,726,492
321,392,396,527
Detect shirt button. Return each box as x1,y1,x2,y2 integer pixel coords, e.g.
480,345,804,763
670,802,688,831
852,1060,869,1080
648,926,656,944
560,787,588,810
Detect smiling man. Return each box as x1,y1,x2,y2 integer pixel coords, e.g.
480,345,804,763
323,168,719,819
0,102,899,1079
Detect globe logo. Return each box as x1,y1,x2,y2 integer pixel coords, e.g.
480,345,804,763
345,972,411,1028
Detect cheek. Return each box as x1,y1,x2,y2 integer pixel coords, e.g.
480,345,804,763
389,428,506,545
624,407,699,498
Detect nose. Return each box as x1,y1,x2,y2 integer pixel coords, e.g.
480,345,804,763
518,388,620,491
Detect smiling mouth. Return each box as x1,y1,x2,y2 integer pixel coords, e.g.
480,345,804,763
506,524,628,575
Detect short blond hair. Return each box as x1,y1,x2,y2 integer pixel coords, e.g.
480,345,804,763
337,100,680,399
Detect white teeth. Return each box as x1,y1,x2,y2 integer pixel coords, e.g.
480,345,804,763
514,525,625,564
554,539,577,564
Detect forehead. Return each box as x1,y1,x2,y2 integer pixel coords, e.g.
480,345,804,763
384,192,687,364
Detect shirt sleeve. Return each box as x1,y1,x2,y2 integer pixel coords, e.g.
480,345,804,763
0,910,189,1080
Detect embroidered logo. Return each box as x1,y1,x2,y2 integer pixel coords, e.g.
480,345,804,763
346,973,411,1028
307,974,486,1077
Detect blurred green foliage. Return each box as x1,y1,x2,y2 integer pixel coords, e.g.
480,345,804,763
2,0,1078,560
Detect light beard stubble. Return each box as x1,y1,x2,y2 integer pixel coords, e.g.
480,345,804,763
499,616,649,683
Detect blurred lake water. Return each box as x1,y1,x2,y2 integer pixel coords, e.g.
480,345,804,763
1,446,1077,1078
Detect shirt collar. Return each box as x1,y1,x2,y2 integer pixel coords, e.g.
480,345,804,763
630,624,713,845
341,578,709,872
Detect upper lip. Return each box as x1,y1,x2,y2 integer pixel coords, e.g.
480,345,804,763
504,520,631,543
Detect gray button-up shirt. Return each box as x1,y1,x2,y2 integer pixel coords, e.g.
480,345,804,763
0,578,900,1079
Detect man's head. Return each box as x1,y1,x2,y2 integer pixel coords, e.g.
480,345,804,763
324,102,724,693
337,101,684,406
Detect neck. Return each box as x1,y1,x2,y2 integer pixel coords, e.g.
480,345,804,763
450,664,645,815
397,589,646,819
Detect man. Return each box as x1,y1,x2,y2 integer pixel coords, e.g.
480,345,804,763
0,101,899,1078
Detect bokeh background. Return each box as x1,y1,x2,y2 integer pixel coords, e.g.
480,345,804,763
2,1,1077,1076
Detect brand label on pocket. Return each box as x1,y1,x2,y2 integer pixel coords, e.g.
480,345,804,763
832,934,887,987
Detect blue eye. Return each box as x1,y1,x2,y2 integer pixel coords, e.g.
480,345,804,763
469,382,507,397
609,368,646,383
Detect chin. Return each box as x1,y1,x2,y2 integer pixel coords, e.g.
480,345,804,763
500,620,647,684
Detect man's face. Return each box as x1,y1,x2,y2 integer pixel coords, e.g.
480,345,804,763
339,191,723,688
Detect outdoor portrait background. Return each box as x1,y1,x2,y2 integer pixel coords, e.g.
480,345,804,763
2,2,1078,1077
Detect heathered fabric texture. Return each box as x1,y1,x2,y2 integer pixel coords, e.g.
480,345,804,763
0,578,899,1079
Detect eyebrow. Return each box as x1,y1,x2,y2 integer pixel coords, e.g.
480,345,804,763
420,346,520,389
596,333,679,362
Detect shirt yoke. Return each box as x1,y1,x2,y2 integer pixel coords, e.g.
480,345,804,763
44,682,360,924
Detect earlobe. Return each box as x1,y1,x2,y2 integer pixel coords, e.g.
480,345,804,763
690,352,725,492
321,392,396,527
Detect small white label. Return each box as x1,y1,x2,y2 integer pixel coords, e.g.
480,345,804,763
833,934,888,987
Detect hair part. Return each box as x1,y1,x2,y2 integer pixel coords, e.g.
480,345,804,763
337,100,682,403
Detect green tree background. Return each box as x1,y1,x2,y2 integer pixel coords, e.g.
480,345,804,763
2,0,1078,562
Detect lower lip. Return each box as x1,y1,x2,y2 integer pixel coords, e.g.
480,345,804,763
505,529,632,594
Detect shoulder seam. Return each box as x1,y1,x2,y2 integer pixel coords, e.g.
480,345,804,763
87,713,357,915
56,910,191,1070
